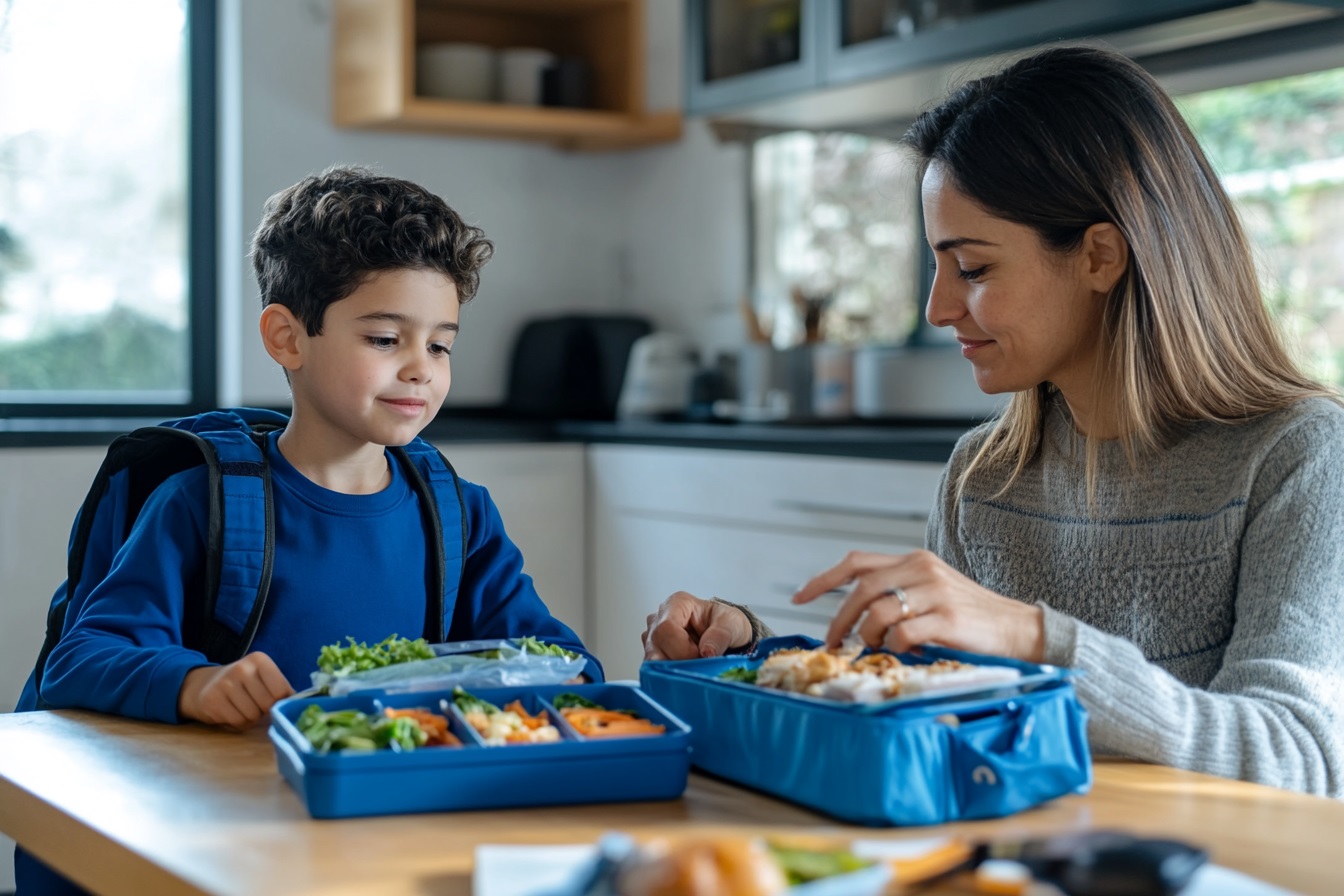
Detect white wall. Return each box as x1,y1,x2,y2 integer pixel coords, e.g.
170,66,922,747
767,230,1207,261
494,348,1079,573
220,0,747,408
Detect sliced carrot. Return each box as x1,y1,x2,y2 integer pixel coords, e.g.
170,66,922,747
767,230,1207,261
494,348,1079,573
561,706,665,737
502,700,550,729
384,707,460,747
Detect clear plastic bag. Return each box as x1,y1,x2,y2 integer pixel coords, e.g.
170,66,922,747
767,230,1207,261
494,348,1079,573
311,638,588,697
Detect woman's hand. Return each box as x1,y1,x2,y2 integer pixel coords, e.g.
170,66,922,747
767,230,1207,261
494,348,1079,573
178,651,294,730
793,549,1045,662
643,591,754,660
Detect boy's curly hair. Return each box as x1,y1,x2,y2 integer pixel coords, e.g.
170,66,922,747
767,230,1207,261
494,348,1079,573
250,164,494,335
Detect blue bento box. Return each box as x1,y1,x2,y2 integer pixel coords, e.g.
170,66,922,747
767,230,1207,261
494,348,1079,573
640,636,1091,827
269,683,692,819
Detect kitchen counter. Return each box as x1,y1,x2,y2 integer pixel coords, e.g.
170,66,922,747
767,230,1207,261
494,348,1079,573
553,418,973,461
3,708,1342,896
3,408,982,461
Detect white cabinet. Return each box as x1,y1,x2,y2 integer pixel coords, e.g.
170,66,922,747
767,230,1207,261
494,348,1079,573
0,446,106,894
433,443,587,641
0,447,109,712
588,445,945,680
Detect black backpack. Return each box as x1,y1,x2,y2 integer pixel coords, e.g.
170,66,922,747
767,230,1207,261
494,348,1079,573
19,408,466,711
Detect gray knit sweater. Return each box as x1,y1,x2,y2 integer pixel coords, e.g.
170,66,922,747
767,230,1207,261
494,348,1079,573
927,396,1344,796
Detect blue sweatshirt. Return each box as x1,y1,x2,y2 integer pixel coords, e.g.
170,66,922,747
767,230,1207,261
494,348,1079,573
36,430,601,719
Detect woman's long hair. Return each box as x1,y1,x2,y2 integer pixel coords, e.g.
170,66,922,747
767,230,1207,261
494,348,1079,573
902,45,1336,498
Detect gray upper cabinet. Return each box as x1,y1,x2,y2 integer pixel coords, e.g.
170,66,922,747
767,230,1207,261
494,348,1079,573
685,0,822,114
686,0,1344,117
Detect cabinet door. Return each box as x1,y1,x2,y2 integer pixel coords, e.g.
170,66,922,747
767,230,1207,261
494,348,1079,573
588,444,943,680
821,0,1268,88
588,445,941,538
685,0,823,115
435,443,587,641
591,511,924,680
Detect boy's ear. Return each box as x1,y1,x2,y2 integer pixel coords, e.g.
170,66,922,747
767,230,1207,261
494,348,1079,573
259,304,305,371
1081,222,1129,295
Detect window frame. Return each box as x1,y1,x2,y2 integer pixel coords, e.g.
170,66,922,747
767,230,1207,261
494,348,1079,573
0,0,217,423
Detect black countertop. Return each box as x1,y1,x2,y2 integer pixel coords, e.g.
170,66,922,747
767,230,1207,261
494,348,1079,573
2,409,982,462
549,419,972,462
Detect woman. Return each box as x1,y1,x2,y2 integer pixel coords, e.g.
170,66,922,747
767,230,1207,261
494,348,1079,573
642,46,1344,796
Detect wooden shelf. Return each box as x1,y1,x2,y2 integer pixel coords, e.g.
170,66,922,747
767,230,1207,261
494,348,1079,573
332,0,682,151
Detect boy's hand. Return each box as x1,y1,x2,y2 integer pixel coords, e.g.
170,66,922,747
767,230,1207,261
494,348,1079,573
178,652,294,730
643,592,753,660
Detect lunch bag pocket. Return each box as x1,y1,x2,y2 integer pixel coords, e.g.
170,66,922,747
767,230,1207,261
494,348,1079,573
947,686,1090,820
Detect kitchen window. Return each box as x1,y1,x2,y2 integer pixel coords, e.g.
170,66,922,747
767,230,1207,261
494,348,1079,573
750,62,1344,385
1179,64,1344,386
750,130,923,348
0,0,215,420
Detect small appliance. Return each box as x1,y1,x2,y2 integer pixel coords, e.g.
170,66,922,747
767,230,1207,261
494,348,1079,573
616,333,699,420
504,314,652,420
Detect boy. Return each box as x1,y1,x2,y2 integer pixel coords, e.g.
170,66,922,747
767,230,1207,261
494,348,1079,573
16,165,599,894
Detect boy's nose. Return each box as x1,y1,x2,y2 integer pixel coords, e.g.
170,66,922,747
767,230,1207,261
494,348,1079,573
401,356,432,383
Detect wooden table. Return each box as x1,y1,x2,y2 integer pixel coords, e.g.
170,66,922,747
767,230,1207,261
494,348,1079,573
1,709,1341,896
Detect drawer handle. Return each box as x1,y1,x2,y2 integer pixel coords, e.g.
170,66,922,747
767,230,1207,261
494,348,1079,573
775,499,928,523
771,583,846,600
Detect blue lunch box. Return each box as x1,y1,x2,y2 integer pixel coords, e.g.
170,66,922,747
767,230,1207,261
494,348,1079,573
269,682,692,819
640,636,1091,826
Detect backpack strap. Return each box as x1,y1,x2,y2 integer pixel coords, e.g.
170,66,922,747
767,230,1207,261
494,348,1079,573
193,427,275,662
390,439,467,642
162,408,285,662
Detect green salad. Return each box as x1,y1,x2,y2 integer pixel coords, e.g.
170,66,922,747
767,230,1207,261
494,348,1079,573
315,634,435,677
717,666,759,684
467,636,580,661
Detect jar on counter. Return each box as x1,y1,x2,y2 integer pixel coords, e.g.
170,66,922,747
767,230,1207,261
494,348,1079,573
810,344,854,419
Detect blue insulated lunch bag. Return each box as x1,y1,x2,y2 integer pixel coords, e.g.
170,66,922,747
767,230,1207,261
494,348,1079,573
640,636,1091,826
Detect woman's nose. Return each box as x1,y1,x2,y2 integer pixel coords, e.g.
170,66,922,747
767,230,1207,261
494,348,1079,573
925,267,964,329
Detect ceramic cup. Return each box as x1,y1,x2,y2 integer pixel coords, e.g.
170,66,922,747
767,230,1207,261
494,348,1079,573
498,47,556,105
416,42,497,102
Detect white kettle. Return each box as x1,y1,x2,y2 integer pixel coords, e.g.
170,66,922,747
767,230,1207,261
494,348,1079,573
616,333,699,420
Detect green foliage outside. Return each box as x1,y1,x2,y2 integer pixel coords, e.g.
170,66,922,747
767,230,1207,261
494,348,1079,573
1179,68,1344,172
1178,67,1344,384
0,305,186,392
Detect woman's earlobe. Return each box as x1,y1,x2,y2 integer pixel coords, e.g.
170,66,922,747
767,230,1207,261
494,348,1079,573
258,304,304,371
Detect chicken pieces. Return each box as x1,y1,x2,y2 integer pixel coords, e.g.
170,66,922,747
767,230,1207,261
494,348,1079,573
754,646,1021,703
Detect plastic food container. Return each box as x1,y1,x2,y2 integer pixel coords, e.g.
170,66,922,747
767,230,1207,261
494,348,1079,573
640,636,1091,826
269,683,691,819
